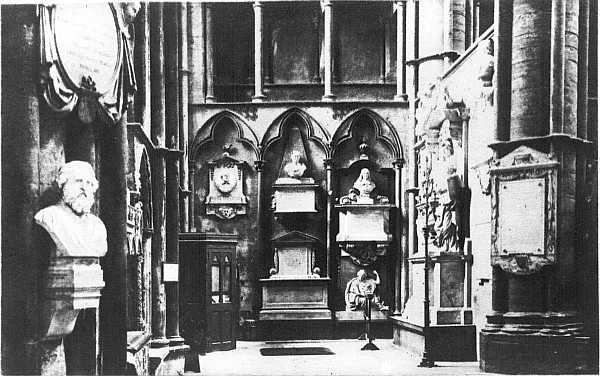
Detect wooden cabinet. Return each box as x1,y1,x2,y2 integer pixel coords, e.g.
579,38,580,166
179,233,237,352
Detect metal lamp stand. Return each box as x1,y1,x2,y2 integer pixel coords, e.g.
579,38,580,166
361,294,379,350
418,163,435,367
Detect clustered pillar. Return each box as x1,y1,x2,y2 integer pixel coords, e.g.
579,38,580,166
480,0,594,373
149,2,169,349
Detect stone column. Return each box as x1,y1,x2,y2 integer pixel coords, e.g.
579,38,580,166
149,2,168,349
321,0,335,100
395,0,408,101
311,10,322,83
550,0,566,135
133,3,149,127
481,0,592,373
492,0,512,144
99,114,129,374
324,159,334,279
254,160,266,283
510,0,551,139
205,4,216,103
180,2,190,232
393,159,403,314
165,148,183,345
577,0,589,140
189,3,205,104
252,1,266,102
164,2,184,346
3,6,40,373
473,0,480,42
407,0,419,259
443,0,466,69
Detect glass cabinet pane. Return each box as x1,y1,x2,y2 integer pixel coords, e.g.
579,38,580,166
223,255,231,303
211,255,220,303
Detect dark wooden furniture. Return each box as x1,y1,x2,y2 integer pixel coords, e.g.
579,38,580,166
179,233,238,352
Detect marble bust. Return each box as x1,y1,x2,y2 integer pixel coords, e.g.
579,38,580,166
339,167,390,205
34,161,107,258
353,168,376,199
283,151,307,179
275,150,314,185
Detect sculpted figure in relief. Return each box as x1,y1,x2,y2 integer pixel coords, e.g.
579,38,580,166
431,137,462,251
214,164,239,195
34,161,107,258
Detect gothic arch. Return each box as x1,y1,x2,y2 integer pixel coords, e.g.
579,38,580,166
332,108,404,168
261,108,330,158
191,110,260,162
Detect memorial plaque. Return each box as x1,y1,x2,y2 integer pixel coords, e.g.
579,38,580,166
277,248,310,276
498,178,545,255
53,4,121,94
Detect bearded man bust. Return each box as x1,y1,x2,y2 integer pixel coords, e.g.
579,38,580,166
34,161,107,258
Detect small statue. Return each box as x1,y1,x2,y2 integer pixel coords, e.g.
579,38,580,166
34,161,107,258
283,150,307,179
430,137,463,252
345,269,388,313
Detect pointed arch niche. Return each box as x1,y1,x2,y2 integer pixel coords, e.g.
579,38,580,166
190,111,259,230
257,109,333,327
260,108,330,266
330,108,405,315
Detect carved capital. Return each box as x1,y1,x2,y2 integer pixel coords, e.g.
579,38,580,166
254,160,266,171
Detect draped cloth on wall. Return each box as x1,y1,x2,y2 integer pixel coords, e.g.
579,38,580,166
39,4,136,124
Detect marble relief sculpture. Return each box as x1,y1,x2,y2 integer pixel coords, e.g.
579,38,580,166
205,148,249,219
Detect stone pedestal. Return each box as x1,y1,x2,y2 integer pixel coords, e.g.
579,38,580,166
28,257,105,376
396,252,475,361
259,231,332,337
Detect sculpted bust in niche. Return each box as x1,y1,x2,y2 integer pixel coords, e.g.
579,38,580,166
276,150,314,185
34,161,107,258
353,168,376,199
340,167,389,205
283,150,307,179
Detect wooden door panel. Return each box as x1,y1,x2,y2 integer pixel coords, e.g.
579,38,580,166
206,248,237,351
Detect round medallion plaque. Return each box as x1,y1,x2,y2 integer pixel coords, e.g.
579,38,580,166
53,4,121,95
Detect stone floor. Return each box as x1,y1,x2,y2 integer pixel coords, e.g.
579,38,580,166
189,340,495,376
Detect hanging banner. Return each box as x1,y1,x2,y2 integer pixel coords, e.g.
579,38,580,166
39,3,137,124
